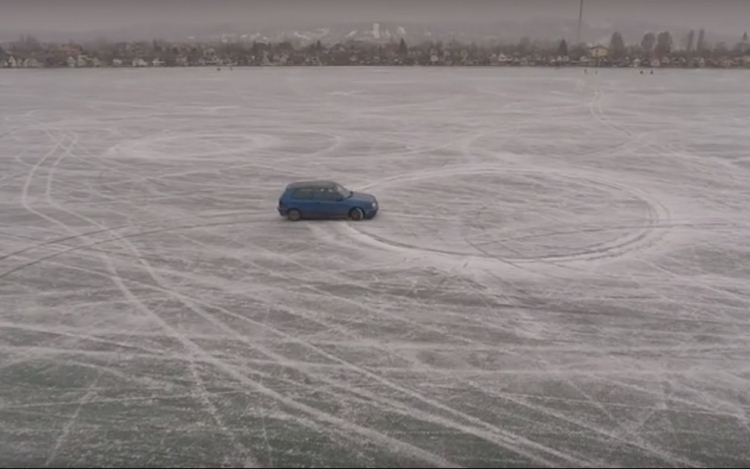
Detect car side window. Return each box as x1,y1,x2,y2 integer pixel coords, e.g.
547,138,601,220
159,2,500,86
317,188,339,201
292,188,314,200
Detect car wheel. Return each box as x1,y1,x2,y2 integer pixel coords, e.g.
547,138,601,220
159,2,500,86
349,207,364,221
287,209,302,221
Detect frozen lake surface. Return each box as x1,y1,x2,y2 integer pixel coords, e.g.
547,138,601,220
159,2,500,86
1,67,750,467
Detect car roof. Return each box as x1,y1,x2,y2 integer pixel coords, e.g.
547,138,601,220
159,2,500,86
286,180,339,190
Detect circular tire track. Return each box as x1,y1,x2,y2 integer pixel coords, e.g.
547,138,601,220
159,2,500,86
342,165,672,265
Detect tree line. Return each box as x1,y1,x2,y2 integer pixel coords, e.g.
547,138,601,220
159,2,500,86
601,30,749,59
1,30,748,68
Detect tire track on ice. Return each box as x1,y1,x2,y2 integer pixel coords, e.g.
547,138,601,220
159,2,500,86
255,305,275,469
28,237,750,456
189,358,261,468
590,84,732,184
0,215,268,281
145,298,579,466
43,372,101,467
103,232,536,465
137,276,593,467
7,123,624,466
174,227,476,350
474,380,700,467
25,126,457,468
32,134,132,465
0,206,265,266
28,212,586,467
7,172,619,466
355,164,672,267
0,320,171,358
101,279,458,468
163,220,464,344
18,125,262,468
0,304,145,376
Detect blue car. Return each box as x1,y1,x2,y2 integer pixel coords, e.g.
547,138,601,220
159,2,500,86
278,180,379,221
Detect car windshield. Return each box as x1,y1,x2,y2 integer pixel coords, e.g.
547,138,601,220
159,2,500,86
335,184,352,198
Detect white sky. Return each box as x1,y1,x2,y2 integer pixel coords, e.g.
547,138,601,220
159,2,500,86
1,0,747,35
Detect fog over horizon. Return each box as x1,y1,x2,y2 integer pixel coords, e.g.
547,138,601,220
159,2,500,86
2,0,748,42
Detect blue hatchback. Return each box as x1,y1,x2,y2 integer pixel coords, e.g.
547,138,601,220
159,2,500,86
278,180,379,221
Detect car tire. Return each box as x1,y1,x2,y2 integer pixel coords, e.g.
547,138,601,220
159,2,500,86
349,207,364,221
287,209,302,221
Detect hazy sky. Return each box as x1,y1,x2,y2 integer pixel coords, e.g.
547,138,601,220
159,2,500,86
1,0,748,34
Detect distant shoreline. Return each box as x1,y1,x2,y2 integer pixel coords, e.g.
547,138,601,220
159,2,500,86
2,65,748,71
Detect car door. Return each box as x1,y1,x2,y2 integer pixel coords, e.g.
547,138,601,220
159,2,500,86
315,187,347,218
290,188,318,218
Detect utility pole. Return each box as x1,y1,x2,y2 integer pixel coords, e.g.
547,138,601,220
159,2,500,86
576,0,584,45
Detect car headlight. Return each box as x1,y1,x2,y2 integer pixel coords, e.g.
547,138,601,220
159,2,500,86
372,202,378,209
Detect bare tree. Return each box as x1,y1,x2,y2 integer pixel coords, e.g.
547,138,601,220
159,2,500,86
696,29,708,56
398,38,408,56
609,32,626,59
684,30,696,54
734,32,749,55
641,32,656,57
518,36,532,55
714,42,729,57
12,34,42,55
570,42,588,60
655,31,673,57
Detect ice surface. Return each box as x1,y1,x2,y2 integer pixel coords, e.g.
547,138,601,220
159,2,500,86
1,67,750,468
